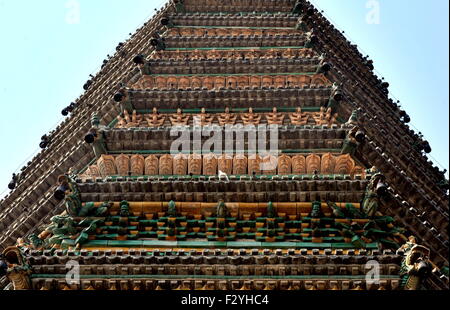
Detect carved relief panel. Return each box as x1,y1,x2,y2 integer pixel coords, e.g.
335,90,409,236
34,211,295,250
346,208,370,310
320,153,336,174
173,154,188,175
159,154,173,175
115,154,130,176
261,155,277,175
145,155,159,175
233,154,247,175
203,153,218,175
188,154,202,175
306,154,321,174
335,154,355,175
292,155,306,174
218,154,233,175
248,154,262,175
277,154,292,175
130,155,145,176
97,155,117,177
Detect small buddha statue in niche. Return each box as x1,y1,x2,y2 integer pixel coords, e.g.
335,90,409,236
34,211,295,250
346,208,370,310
218,107,237,126
289,107,309,126
193,108,214,126
241,108,262,126
169,108,190,126
117,110,141,128
145,108,166,127
313,107,338,127
265,107,285,125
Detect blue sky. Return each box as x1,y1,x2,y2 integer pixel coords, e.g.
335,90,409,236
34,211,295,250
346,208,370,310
0,0,448,197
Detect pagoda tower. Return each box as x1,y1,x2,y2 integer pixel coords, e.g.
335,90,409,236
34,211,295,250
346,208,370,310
0,0,448,291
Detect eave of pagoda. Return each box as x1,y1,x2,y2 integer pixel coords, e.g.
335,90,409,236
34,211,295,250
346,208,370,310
1,0,448,292
292,2,448,204
130,73,330,91
122,87,332,110
353,132,448,266
28,248,401,290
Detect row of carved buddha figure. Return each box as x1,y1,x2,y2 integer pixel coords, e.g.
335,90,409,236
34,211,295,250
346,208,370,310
151,48,316,61
167,27,299,38
131,74,329,91
116,107,338,128
81,153,364,178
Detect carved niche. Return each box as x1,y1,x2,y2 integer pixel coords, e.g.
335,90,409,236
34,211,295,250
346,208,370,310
145,155,159,175
194,108,214,126
218,154,233,175
178,77,191,89
261,155,278,175
241,108,261,126
277,154,292,175
130,155,145,176
274,76,286,89
155,76,168,90
173,154,188,175
159,154,173,175
306,154,321,174
249,76,261,88
266,107,285,125
261,76,273,88
188,154,202,175
335,154,355,175
146,108,166,127
218,107,237,126
289,108,309,126
167,77,178,89
203,77,214,90
233,154,248,175
292,155,306,174
350,166,366,179
170,109,190,126
321,153,336,174
286,76,298,88
85,165,101,178
203,153,218,175
248,154,262,175
237,76,249,89
97,155,117,177
115,154,130,176
214,77,226,90
191,77,202,89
